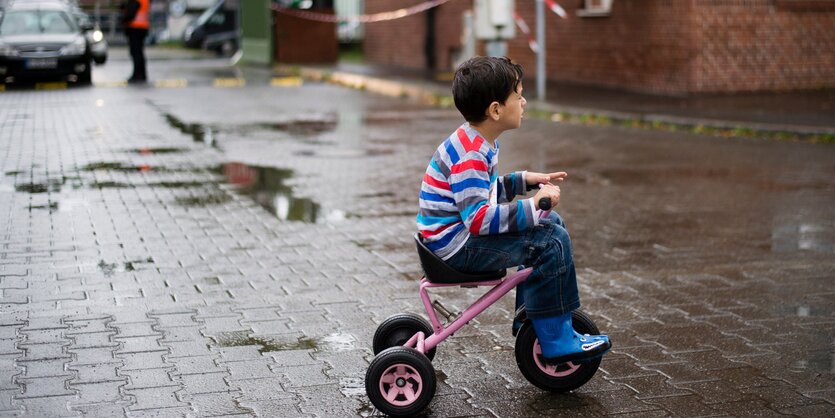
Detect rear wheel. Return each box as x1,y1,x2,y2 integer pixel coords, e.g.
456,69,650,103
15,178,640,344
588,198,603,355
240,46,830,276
373,313,436,361
515,310,603,392
366,347,436,417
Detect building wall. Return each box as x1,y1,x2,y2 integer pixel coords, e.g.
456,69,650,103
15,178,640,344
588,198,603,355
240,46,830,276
364,0,428,68
690,0,835,93
363,0,835,95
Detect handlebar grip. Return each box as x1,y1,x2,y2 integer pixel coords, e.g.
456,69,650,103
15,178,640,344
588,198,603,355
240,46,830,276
538,198,552,211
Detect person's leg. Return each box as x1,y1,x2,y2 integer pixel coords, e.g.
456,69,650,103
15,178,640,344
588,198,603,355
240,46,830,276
134,29,147,80
525,219,610,363
127,29,146,82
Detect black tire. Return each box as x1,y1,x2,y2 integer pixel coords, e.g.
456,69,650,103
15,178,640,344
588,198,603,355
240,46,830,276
373,313,436,361
365,346,437,417
515,310,603,392
77,62,92,85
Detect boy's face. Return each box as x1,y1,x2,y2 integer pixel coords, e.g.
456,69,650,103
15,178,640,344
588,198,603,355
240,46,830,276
497,81,527,130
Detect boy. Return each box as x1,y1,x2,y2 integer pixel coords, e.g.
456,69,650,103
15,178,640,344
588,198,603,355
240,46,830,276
416,56,610,364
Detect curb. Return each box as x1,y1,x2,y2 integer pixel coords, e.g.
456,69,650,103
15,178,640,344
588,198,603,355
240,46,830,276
284,65,835,141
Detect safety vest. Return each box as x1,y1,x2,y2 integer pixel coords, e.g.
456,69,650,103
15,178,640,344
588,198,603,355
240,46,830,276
128,0,150,30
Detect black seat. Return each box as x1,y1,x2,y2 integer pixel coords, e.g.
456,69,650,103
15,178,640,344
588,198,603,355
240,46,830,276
414,233,506,284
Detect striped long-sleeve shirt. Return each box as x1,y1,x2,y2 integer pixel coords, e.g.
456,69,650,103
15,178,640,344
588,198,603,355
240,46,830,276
417,124,538,260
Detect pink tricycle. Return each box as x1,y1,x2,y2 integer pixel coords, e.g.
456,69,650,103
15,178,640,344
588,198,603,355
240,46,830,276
364,202,606,416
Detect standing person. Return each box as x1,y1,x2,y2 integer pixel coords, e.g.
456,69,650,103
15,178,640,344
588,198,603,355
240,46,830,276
122,0,149,83
416,56,611,364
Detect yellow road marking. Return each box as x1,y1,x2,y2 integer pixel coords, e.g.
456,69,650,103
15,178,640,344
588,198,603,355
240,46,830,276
35,82,67,90
271,76,303,87
155,79,188,88
213,78,246,87
97,81,128,87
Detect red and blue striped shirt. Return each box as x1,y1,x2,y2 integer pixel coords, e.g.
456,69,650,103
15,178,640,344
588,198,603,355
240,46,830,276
417,124,537,260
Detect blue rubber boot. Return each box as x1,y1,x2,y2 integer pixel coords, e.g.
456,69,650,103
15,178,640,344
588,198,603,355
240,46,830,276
530,312,611,364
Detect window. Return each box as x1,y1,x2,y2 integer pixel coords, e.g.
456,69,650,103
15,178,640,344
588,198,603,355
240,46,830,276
577,0,613,17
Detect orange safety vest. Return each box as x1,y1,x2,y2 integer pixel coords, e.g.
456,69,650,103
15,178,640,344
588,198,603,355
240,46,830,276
127,0,150,30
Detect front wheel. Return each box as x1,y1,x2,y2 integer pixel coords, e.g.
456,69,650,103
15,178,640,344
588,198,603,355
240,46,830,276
515,310,603,392
366,347,436,417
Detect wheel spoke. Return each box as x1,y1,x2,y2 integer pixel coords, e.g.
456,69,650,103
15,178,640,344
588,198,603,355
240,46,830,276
401,385,416,401
381,373,396,384
385,386,400,402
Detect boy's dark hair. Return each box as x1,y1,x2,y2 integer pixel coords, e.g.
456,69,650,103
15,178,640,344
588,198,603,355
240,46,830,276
452,56,524,123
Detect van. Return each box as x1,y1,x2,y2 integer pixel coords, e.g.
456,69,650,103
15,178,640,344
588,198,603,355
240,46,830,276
182,0,238,56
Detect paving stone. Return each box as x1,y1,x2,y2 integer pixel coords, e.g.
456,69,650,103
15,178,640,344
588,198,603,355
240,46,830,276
125,386,188,411
16,375,77,398
122,368,178,390
68,363,125,384
15,395,80,417
185,392,253,416
68,380,127,404
176,372,232,394
116,351,170,371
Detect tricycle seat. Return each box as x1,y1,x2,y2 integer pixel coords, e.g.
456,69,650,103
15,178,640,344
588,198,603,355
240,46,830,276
414,233,506,284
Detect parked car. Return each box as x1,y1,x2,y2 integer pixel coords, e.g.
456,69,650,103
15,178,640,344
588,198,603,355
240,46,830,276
72,8,105,64
0,0,93,84
182,0,238,56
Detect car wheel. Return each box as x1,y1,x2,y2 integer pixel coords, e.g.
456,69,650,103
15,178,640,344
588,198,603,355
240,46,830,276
94,55,107,65
77,62,92,85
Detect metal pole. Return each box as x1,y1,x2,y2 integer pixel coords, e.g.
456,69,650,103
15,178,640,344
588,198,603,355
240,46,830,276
536,0,546,100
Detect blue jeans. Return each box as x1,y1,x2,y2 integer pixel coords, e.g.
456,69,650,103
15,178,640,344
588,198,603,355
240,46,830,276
445,211,580,319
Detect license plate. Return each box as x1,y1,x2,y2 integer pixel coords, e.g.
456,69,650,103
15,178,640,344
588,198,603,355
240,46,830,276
26,58,58,69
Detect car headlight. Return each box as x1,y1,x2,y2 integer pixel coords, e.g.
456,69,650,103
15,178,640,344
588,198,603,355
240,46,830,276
92,30,103,43
60,37,86,56
0,42,18,57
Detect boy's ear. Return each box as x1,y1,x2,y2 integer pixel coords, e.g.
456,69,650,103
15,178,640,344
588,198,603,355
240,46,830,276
487,101,501,121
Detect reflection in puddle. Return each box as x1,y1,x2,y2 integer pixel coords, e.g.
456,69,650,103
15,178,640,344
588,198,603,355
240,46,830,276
127,147,190,155
175,193,232,207
163,112,216,146
220,162,322,223
211,331,358,354
16,182,62,194
772,222,834,254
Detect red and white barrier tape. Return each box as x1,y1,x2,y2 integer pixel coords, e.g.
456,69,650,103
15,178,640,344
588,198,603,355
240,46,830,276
512,11,538,53
272,0,454,23
514,1,567,53
545,0,567,18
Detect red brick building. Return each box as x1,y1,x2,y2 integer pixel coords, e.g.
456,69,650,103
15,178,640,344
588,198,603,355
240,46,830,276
364,0,835,95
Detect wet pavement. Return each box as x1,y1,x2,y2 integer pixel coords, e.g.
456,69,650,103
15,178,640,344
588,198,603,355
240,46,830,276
0,47,833,417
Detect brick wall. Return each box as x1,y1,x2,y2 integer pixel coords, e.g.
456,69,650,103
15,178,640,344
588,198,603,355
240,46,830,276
363,0,835,95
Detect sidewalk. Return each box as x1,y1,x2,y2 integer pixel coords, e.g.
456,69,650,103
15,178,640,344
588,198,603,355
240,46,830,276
284,61,835,137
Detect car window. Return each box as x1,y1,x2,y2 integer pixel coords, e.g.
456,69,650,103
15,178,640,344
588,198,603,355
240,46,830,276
0,9,75,35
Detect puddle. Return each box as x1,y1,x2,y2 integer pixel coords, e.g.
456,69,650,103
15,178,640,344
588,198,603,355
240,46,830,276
90,181,133,189
5,171,23,176
256,119,338,136
16,181,62,194
148,181,206,189
81,162,166,173
212,331,317,353
319,332,357,352
293,148,394,159
126,147,190,155
29,202,58,212
97,257,154,277
218,162,321,223
164,112,216,146
175,193,232,207
211,331,358,355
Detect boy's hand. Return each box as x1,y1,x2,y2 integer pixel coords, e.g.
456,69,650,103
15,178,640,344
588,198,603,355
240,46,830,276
526,171,567,186
533,183,561,209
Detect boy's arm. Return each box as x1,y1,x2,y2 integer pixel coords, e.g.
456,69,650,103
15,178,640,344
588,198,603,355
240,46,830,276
496,171,528,203
451,152,537,236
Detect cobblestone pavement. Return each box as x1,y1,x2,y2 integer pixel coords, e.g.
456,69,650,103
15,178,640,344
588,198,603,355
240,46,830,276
1,55,834,417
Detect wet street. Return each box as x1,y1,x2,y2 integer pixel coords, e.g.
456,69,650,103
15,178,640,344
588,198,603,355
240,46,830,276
1,49,834,417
